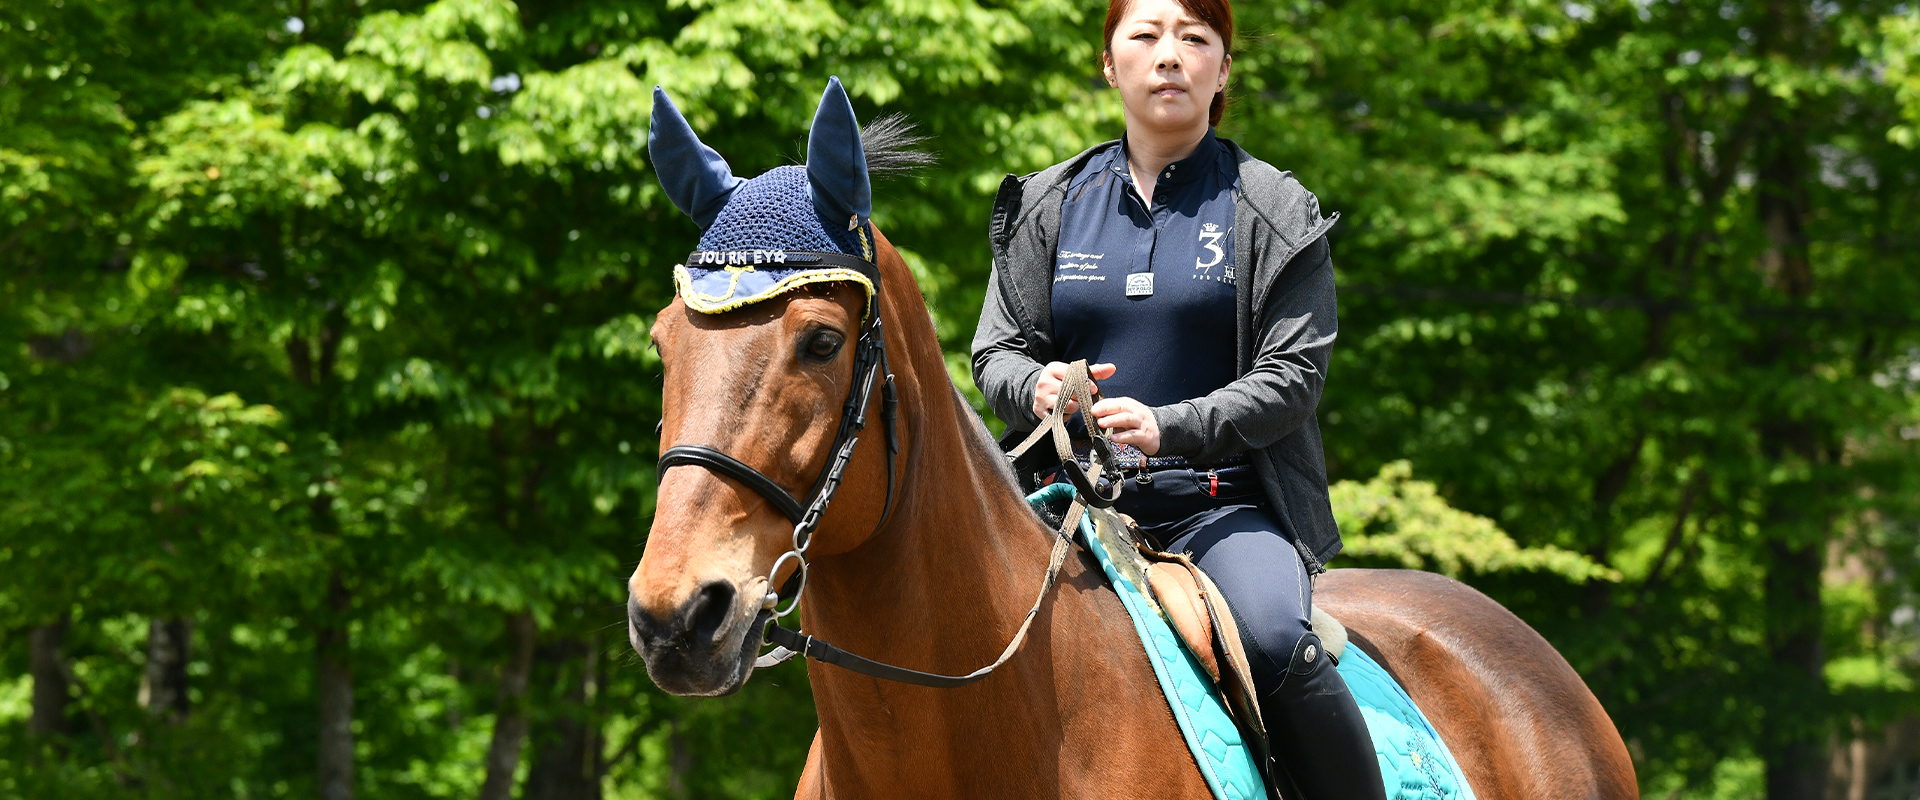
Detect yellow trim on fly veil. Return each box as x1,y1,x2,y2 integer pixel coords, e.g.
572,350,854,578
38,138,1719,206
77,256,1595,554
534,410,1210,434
672,264,877,320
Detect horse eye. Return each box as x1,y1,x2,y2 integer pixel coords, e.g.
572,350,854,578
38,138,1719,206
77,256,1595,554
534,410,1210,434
802,330,845,361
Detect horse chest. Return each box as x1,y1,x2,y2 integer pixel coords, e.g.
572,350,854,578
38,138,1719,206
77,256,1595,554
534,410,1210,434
806,597,1211,799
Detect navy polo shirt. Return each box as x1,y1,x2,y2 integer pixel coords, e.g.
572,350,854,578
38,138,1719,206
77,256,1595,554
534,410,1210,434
1052,130,1240,409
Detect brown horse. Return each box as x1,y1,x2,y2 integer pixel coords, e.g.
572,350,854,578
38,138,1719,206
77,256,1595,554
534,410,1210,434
627,82,1637,799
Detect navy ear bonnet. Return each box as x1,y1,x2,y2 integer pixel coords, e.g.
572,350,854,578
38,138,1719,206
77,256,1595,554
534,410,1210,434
695,166,866,257
650,78,878,318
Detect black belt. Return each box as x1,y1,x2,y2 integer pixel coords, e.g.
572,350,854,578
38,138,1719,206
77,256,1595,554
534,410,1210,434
1070,440,1248,471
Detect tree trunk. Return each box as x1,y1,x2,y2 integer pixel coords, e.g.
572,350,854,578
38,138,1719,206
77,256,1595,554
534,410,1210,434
668,719,692,800
1765,538,1826,800
525,636,602,800
29,615,70,737
1581,435,1645,618
1753,3,1827,798
142,617,192,723
479,611,538,800
317,571,354,800
1835,718,1869,800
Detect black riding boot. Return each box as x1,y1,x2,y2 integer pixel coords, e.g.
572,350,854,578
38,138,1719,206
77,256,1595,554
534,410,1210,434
1261,633,1389,800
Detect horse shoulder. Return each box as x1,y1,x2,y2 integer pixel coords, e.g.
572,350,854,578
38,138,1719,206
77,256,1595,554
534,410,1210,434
1046,551,1216,799
1316,569,1638,800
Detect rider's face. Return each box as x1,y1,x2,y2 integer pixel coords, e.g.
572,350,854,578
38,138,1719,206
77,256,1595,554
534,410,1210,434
1104,0,1230,135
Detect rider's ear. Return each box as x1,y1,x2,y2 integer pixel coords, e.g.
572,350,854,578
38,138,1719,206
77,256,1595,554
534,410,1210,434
806,76,871,232
648,86,745,230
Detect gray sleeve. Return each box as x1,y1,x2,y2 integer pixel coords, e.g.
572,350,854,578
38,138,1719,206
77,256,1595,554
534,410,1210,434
970,258,1046,430
1153,235,1336,462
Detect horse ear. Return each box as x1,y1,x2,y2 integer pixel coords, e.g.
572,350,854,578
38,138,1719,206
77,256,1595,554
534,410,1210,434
648,86,745,230
806,77,871,231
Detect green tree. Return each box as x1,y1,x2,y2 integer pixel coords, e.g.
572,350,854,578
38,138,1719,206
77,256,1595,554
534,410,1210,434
5,0,1920,798
1221,0,1920,796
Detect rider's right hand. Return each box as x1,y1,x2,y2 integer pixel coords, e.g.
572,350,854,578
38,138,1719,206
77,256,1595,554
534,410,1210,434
1031,361,1117,419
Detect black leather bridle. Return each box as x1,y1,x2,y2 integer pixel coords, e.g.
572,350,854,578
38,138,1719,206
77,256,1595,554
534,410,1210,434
656,250,1116,690
657,249,900,622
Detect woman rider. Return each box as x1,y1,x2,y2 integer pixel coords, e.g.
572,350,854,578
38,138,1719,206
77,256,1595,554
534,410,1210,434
970,1,1386,797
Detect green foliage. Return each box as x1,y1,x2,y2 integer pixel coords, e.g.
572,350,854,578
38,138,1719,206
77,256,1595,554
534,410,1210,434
4,0,1920,798
1887,9,1920,147
1333,461,1619,582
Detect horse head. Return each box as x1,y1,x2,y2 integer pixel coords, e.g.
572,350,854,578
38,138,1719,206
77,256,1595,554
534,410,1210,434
629,78,903,697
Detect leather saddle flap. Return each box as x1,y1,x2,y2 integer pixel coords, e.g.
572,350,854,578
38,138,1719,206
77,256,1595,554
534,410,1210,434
1108,512,1357,800
1141,549,1266,741
1146,561,1219,681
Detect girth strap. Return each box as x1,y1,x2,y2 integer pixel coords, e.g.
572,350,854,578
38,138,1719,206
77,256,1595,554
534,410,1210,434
658,445,806,524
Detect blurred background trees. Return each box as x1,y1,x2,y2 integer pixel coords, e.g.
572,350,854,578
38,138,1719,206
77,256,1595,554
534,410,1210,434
3,0,1918,798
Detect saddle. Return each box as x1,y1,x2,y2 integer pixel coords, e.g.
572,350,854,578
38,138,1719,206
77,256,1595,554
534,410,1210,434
1041,496,1477,800
1134,522,1350,689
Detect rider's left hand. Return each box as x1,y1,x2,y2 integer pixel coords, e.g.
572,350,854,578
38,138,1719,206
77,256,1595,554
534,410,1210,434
1091,398,1160,456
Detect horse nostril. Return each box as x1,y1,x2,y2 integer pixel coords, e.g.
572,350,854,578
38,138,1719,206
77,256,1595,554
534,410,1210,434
687,581,737,645
628,596,659,641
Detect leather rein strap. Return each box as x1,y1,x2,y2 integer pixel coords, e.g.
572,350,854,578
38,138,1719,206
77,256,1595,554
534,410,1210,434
761,497,1087,688
1002,360,1123,507
757,361,1115,689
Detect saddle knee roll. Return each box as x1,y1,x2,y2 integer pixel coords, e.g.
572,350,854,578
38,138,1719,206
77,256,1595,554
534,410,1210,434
1142,557,1261,725
1146,561,1219,681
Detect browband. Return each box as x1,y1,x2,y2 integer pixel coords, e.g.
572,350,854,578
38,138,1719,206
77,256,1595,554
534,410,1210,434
681,250,881,285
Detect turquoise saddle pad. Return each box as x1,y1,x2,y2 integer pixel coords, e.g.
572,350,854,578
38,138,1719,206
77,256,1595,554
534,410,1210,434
1026,485,1477,800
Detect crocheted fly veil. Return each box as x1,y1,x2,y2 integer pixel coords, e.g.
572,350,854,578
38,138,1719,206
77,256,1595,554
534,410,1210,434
650,78,878,319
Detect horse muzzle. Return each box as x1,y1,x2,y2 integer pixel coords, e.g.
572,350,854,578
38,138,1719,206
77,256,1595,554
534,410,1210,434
627,578,767,697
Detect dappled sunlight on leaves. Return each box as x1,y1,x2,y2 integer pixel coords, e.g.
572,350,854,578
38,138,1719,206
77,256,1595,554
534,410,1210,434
1333,461,1619,582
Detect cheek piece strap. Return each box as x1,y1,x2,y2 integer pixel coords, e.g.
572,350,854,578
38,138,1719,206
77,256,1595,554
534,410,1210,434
658,250,897,623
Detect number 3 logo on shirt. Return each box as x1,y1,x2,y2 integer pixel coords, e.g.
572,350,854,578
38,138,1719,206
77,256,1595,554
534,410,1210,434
1196,223,1226,272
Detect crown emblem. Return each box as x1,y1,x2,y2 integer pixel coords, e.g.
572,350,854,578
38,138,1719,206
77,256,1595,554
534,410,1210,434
1202,223,1220,233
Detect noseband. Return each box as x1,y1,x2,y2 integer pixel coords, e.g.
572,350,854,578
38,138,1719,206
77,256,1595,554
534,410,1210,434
656,250,899,620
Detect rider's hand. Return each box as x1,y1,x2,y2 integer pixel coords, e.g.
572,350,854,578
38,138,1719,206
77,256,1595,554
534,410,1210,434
1091,397,1161,455
1031,361,1117,419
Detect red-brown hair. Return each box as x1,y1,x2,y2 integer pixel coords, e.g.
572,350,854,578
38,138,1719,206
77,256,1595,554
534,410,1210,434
1103,0,1235,126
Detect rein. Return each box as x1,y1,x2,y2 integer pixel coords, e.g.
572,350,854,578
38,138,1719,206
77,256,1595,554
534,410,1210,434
657,246,1119,689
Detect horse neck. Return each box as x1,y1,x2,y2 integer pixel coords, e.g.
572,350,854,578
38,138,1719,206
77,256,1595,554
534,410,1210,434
798,250,1079,744
810,373,1051,630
